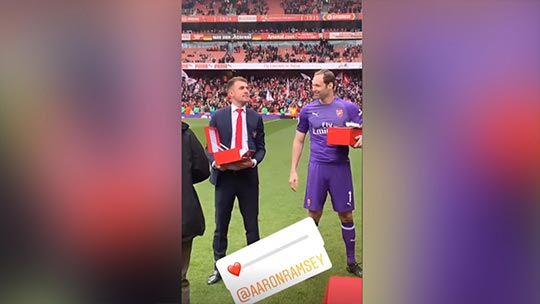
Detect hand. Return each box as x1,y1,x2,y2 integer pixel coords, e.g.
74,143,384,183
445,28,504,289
227,159,253,171
353,134,362,149
215,163,228,171
289,171,298,192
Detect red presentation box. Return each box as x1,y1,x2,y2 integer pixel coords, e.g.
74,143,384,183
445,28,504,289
204,126,253,166
323,276,362,304
327,127,362,146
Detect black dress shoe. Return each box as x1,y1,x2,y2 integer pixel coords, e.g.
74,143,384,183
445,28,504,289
346,263,363,277
207,269,222,285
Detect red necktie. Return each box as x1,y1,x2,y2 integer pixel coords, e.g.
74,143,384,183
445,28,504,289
235,108,243,149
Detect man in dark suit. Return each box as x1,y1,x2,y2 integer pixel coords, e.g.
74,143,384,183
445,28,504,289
206,76,266,284
182,121,210,303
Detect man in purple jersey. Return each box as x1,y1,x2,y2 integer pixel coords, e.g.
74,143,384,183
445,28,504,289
289,69,363,277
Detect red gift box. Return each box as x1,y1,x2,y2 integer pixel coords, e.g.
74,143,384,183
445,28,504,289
327,127,362,146
323,276,362,304
204,126,253,166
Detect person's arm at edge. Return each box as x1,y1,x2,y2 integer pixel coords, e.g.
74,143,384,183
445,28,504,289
189,130,211,184
347,102,363,149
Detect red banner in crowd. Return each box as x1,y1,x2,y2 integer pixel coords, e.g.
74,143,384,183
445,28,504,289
181,62,362,70
296,32,321,40
181,15,239,23
261,32,320,40
321,13,357,21
257,14,321,22
181,33,191,41
181,13,361,23
323,32,363,39
182,32,362,41
186,33,253,41
238,15,257,22
263,33,296,40
182,63,233,70
190,33,212,41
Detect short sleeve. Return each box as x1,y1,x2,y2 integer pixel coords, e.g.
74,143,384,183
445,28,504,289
296,106,310,133
346,102,363,125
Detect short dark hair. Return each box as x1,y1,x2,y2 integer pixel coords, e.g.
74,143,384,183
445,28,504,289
227,76,248,91
314,69,336,88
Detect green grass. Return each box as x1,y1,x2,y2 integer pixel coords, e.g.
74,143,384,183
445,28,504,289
184,118,362,304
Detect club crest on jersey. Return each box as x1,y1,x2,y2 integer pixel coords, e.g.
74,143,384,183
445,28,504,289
336,108,343,117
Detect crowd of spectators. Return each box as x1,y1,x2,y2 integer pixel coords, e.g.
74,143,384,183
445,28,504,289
183,52,218,63
236,0,269,15
182,41,361,63
280,0,323,14
182,43,229,63
181,74,362,115
290,41,337,62
342,45,362,62
240,44,280,63
182,0,270,16
182,0,361,15
182,0,232,15
233,41,341,63
206,44,228,52
327,0,362,14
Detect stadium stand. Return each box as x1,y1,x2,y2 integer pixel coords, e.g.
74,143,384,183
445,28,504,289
280,0,323,14
182,42,362,63
181,0,362,16
181,0,362,115
328,0,362,13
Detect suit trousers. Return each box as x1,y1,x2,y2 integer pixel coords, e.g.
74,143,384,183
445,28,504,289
212,170,260,262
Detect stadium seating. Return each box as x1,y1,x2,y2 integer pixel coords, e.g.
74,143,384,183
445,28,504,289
182,43,361,63
181,1,362,114
266,0,282,14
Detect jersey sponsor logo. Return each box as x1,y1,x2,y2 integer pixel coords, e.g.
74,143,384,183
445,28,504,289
321,122,334,128
312,122,334,135
336,108,343,117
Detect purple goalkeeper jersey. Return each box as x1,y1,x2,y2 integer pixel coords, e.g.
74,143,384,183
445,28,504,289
297,97,362,163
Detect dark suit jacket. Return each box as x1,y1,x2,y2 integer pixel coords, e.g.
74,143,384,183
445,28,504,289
206,106,266,186
182,122,210,242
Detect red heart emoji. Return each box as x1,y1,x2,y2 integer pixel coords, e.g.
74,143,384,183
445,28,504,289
227,262,241,276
